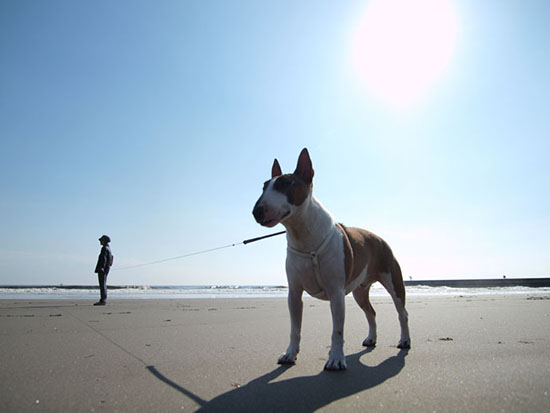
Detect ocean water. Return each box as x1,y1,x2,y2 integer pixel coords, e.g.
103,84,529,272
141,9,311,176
0,284,549,300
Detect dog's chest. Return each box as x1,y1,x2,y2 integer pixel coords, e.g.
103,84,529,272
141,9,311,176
285,231,347,299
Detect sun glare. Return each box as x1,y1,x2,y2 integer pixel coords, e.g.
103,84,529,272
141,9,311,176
352,0,458,108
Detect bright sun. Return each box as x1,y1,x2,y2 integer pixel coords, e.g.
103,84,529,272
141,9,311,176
352,0,458,108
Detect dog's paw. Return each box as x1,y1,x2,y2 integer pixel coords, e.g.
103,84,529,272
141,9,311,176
324,355,347,371
362,337,377,347
277,353,297,365
397,338,411,349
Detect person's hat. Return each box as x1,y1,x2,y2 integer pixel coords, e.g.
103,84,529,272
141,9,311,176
99,235,111,243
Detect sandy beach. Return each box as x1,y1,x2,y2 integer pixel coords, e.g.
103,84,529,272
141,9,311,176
1,294,549,412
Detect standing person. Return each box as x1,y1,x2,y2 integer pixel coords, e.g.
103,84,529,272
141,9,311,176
94,235,113,306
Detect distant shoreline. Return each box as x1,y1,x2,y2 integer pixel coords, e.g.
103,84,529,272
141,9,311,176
0,285,288,290
405,277,550,288
1,278,549,290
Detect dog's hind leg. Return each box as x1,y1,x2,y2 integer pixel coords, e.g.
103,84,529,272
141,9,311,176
353,282,377,347
380,262,411,349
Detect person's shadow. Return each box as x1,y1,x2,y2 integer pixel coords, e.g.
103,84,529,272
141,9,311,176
148,347,408,412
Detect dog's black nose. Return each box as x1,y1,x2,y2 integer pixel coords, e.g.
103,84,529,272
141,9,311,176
253,205,264,223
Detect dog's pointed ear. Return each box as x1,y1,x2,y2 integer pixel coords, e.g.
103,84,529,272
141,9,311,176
294,148,314,184
272,158,282,178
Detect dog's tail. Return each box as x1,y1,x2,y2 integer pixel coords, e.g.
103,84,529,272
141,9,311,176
391,258,406,306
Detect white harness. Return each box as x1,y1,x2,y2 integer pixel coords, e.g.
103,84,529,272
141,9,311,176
287,224,367,299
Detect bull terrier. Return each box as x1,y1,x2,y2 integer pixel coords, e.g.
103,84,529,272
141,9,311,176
252,148,410,371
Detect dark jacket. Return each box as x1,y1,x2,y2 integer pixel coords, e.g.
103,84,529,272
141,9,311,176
95,245,113,274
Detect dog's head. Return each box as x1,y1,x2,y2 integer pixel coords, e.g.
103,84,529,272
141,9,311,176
252,148,314,227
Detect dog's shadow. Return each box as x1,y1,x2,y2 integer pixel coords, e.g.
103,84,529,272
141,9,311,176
149,348,408,412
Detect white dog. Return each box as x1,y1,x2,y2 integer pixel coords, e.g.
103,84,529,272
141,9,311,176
253,148,410,370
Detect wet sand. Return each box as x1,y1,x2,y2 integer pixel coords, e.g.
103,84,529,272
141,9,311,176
1,294,549,412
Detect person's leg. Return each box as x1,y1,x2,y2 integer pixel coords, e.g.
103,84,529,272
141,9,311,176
97,271,107,303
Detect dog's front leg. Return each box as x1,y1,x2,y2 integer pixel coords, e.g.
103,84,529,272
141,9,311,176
325,290,347,370
278,288,303,365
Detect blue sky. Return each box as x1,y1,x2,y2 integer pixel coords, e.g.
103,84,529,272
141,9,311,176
1,0,548,286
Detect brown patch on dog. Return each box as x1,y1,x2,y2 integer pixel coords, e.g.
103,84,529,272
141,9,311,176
273,174,310,206
339,224,405,305
339,224,368,287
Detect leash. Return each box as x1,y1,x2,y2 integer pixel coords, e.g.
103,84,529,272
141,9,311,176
115,230,286,271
